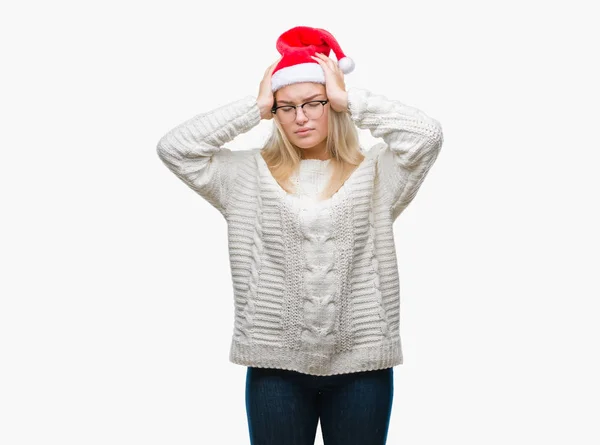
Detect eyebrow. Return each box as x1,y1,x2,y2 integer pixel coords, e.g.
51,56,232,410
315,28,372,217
276,93,324,105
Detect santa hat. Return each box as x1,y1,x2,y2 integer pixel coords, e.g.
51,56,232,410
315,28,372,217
271,26,355,92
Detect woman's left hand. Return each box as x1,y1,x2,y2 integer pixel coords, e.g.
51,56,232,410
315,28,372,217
310,52,349,113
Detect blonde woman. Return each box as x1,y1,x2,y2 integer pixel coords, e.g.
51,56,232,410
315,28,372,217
157,26,444,445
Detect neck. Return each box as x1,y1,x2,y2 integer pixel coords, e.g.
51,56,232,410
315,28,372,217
300,140,330,160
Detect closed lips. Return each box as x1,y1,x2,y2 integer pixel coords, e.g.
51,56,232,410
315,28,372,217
296,128,313,133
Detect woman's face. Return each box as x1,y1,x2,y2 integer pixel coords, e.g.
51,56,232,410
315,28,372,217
273,82,329,156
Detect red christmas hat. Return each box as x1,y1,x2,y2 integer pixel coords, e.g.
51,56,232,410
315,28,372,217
271,26,355,92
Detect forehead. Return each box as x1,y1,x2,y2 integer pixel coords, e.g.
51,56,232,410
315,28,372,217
275,82,326,102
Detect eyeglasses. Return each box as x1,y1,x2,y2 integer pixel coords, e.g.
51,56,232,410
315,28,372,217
271,100,329,124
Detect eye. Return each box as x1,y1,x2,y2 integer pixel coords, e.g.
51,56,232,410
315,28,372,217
279,106,294,113
306,102,321,108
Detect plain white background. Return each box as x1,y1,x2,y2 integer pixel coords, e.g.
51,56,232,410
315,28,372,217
1,0,599,444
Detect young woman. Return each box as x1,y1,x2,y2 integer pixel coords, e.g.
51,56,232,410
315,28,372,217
157,26,443,445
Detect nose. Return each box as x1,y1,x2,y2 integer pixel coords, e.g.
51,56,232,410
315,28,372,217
294,106,309,124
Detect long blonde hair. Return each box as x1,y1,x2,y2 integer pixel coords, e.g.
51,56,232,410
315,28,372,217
260,106,365,201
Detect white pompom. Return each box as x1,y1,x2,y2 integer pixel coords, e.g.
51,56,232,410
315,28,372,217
338,57,355,74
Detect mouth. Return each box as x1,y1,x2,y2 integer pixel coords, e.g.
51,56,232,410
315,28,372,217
295,128,313,134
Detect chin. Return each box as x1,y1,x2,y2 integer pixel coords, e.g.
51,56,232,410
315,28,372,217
294,140,314,149
293,137,325,149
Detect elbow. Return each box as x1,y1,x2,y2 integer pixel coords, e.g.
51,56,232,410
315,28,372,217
156,133,173,162
428,118,444,154
156,138,166,159
413,119,443,167
156,136,180,170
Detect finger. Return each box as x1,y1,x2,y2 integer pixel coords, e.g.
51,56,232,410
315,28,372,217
310,55,330,71
312,55,340,79
315,52,336,71
268,57,282,71
314,52,330,65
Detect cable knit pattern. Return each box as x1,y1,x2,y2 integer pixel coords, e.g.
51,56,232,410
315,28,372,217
156,87,443,376
291,161,338,354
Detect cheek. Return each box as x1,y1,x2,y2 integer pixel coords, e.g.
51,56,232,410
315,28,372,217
283,127,296,140
316,116,329,135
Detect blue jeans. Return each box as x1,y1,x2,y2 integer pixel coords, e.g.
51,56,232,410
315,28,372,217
245,366,394,445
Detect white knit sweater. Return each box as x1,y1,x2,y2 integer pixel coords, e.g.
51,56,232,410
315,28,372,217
156,87,443,376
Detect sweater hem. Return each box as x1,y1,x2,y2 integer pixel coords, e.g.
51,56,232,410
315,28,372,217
229,337,403,376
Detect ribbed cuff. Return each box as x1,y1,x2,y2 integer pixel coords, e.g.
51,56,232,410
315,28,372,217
347,87,369,123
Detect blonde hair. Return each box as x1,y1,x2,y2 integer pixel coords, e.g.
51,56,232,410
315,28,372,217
260,106,365,201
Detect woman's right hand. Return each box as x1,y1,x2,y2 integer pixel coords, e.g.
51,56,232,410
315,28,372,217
257,58,281,120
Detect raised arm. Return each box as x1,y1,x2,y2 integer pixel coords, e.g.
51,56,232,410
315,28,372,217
347,87,444,221
156,96,261,218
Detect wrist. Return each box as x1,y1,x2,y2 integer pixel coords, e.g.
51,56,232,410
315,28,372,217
257,99,272,119
331,91,349,113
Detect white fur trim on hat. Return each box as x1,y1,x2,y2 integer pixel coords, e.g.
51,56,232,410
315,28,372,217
271,63,325,92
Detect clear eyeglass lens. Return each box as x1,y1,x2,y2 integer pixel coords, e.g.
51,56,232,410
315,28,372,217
276,102,324,123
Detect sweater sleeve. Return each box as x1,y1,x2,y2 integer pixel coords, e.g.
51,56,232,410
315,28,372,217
156,96,261,218
347,87,444,221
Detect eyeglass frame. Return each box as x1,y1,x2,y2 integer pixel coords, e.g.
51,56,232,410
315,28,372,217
271,100,329,122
